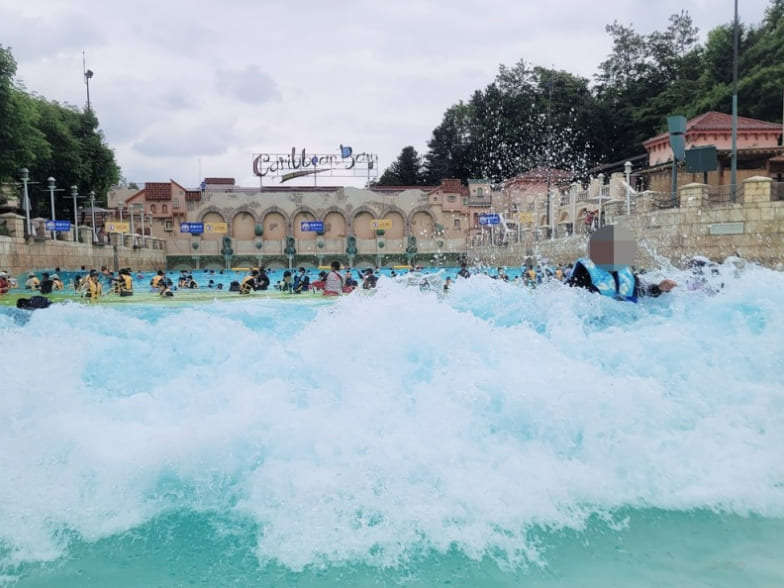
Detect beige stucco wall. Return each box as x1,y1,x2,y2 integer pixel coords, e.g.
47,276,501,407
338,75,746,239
0,213,167,277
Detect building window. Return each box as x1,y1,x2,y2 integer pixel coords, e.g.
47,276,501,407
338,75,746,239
162,204,168,213
164,220,172,231
173,198,180,209
150,204,156,214
477,188,484,197
447,195,457,203
453,219,461,229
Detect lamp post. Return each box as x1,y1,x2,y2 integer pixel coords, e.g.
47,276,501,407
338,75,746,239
47,177,57,239
624,161,632,215
129,204,136,242
71,186,81,242
83,52,94,111
89,191,97,243
597,173,605,229
138,204,145,246
20,168,31,238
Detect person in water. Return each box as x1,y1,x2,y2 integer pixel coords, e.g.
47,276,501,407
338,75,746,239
80,270,103,299
323,260,344,296
158,280,174,297
566,225,677,302
112,268,134,296
240,269,258,295
293,267,310,294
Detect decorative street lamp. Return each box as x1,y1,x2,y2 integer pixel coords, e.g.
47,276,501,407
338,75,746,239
624,161,632,215
89,191,97,243
20,168,31,238
71,186,82,242
47,177,57,239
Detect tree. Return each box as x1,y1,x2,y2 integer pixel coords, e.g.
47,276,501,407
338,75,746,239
377,146,428,186
0,45,48,183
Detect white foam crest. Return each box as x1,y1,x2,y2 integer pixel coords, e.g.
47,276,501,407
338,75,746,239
1,265,783,569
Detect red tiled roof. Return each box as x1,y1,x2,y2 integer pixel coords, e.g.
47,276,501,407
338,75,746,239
644,111,783,145
204,177,235,185
440,179,463,193
145,182,172,201
185,190,201,201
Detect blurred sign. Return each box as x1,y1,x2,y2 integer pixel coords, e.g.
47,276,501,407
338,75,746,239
45,220,72,231
300,221,324,232
370,219,392,230
709,222,744,235
685,146,718,173
205,222,227,233
479,214,500,225
180,222,204,233
104,221,129,232
516,212,533,223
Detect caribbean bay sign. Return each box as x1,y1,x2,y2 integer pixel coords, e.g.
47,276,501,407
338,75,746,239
252,145,379,184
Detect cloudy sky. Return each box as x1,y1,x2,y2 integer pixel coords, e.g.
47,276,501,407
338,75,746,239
0,0,773,189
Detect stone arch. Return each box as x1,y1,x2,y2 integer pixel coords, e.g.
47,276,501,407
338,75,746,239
261,207,289,241
352,207,376,239
348,205,377,238
232,209,256,240
408,206,436,238
557,210,571,224
382,207,406,239
292,206,320,240
322,208,348,239
200,208,227,241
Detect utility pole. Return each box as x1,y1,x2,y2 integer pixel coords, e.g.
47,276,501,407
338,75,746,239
730,0,739,201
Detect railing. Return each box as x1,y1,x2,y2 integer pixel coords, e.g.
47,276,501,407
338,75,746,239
707,184,744,205
649,192,679,209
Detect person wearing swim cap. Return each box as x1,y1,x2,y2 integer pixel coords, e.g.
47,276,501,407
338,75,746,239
566,225,677,302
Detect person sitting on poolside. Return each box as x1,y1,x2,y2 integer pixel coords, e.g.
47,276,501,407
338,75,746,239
566,225,677,302
51,274,64,290
0,271,10,295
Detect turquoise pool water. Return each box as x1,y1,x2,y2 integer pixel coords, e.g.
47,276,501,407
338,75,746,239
1,261,782,587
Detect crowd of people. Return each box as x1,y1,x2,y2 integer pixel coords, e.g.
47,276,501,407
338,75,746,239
3,225,739,307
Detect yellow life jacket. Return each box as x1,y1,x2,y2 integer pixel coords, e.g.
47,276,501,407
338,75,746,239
119,274,133,293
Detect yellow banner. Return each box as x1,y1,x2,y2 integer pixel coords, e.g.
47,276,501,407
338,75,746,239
105,221,130,232
205,222,228,234
371,219,392,230
516,212,533,223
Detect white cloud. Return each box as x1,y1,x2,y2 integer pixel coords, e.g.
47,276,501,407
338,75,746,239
215,65,280,104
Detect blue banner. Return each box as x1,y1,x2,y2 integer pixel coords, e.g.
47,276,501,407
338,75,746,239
300,220,324,232
45,220,72,231
479,214,500,226
180,222,204,234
